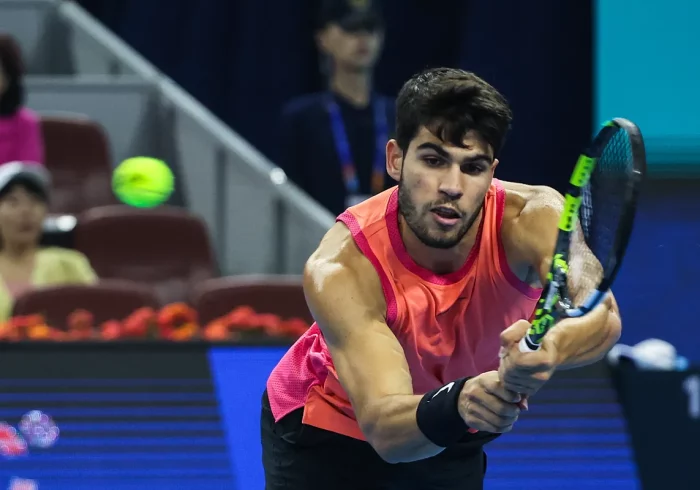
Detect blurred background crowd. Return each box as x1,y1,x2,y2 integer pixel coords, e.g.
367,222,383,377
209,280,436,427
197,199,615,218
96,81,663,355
0,0,600,339
0,0,698,488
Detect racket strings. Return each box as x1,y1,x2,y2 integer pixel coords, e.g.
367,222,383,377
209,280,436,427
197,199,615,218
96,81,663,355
579,128,634,279
567,226,604,307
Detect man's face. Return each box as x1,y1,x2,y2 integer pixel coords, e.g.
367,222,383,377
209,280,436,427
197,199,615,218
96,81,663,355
317,24,383,71
393,127,498,249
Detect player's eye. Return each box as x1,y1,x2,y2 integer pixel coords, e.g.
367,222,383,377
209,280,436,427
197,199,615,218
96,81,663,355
423,157,443,167
462,163,486,175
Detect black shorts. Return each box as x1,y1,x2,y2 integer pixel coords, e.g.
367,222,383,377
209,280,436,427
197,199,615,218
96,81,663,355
261,390,493,490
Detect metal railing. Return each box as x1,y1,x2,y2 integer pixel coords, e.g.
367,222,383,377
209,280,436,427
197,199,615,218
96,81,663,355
0,0,335,274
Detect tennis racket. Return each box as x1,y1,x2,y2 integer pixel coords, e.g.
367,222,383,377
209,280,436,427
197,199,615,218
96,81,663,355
519,118,646,353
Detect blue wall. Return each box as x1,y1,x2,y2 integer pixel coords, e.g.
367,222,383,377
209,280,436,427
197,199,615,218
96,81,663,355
611,181,700,360
595,0,700,358
595,0,700,172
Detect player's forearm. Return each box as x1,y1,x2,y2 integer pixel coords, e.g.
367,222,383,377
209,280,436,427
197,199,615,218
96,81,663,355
548,300,622,370
361,394,444,464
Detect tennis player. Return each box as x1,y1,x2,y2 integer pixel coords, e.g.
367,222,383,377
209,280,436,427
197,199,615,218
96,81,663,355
262,67,621,489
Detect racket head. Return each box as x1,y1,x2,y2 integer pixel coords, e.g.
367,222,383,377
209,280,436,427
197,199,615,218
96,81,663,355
583,118,646,292
521,118,646,351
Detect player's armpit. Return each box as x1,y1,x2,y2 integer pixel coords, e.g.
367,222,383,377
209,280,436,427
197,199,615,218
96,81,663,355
516,186,622,369
303,222,443,463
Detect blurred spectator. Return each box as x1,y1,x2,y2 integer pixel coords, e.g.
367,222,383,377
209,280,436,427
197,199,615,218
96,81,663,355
279,0,394,216
0,34,44,166
0,162,96,320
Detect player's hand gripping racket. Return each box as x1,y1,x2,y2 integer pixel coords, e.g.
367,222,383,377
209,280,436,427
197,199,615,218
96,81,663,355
519,118,647,353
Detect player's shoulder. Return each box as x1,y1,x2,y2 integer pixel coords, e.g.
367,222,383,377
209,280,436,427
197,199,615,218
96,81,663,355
499,180,564,228
305,222,374,284
304,222,384,312
497,181,565,276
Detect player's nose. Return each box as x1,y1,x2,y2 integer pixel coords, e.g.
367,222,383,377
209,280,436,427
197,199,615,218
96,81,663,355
438,166,464,201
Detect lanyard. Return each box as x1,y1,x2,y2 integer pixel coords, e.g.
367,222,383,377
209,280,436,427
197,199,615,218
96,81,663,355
327,95,388,195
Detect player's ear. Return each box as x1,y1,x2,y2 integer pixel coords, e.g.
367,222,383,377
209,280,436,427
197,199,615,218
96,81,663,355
491,158,499,176
386,139,402,182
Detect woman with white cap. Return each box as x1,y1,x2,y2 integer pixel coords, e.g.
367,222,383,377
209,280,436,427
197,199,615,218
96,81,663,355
0,162,96,320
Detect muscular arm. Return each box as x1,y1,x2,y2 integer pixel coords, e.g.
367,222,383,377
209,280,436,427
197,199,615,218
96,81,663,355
304,222,443,463
516,187,622,370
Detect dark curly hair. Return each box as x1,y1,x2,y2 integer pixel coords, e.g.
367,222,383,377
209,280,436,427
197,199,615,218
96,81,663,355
395,68,512,158
0,176,48,203
0,35,25,117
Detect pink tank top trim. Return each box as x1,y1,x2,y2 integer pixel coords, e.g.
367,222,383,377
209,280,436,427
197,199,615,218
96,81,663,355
384,189,485,286
337,211,398,326
493,180,542,299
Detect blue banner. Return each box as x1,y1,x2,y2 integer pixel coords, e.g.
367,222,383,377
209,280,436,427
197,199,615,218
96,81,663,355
0,345,642,489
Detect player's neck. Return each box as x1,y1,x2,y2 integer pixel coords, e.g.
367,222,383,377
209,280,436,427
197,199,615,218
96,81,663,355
398,210,484,275
330,68,372,107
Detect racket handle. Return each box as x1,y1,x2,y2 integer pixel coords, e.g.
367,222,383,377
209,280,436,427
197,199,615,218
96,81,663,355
518,336,540,353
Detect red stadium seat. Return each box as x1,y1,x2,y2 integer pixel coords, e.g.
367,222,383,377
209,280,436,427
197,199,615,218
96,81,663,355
40,115,118,214
75,205,217,305
12,280,159,329
191,275,311,326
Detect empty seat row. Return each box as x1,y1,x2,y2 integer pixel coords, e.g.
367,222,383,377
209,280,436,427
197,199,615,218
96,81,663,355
11,275,312,330
73,205,216,305
42,115,117,214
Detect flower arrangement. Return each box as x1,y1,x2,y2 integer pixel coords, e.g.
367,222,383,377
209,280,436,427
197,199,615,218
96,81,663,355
202,306,309,341
157,303,199,341
0,315,61,341
0,304,311,343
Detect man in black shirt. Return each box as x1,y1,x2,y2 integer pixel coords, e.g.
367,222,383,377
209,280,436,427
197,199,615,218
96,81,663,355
279,0,395,216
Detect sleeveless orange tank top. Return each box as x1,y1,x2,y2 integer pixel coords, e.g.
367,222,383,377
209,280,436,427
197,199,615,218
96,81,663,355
266,179,541,440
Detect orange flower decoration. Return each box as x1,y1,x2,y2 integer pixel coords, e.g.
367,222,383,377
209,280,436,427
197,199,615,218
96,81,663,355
226,306,257,331
203,319,233,342
157,303,199,340
9,315,46,340
122,307,157,339
255,313,283,336
0,321,18,341
67,309,95,340
99,320,123,341
169,323,199,341
279,318,311,338
27,323,55,340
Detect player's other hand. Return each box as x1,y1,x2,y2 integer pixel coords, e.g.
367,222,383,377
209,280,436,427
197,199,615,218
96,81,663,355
457,371,522,433
498,319,558,397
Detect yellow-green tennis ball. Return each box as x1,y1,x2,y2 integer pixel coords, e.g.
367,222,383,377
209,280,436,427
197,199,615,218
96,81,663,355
112,157,174,208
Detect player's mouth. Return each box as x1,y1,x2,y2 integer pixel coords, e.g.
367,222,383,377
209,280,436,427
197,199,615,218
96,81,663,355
430,206,462,226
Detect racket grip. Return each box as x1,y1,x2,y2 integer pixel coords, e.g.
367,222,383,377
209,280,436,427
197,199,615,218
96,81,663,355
518,336,539,353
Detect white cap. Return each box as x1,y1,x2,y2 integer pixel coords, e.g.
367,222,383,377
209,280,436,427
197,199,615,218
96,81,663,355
0,162,50,195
